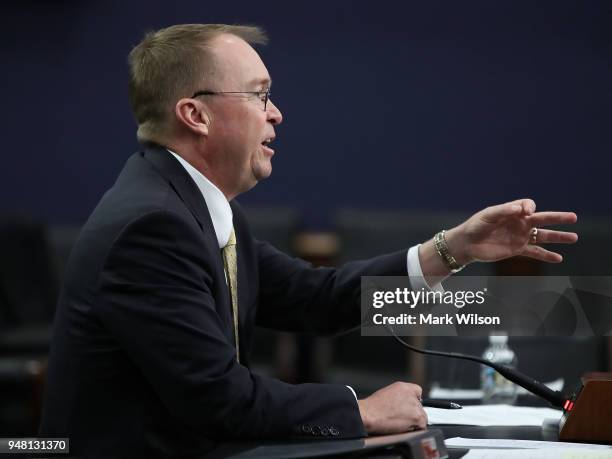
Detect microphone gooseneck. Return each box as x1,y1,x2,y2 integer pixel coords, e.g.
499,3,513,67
389,332,567,408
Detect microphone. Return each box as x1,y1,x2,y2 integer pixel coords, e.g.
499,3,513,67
388,331,567,409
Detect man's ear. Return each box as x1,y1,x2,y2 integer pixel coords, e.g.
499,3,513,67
175,98,210,136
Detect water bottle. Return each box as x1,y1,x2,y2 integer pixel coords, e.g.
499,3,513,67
480,333,518,404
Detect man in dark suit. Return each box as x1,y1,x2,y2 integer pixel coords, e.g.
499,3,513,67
39,24,578,457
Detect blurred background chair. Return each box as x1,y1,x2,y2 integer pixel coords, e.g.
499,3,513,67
0,217,60,435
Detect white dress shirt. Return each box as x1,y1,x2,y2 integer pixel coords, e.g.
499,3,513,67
168,150,233,249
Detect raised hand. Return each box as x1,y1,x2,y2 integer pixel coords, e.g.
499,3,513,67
453,198,578,264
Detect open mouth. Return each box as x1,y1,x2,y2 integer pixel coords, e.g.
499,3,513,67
261,138,275,154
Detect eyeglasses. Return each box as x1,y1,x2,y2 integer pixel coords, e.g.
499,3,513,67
191,88,271,111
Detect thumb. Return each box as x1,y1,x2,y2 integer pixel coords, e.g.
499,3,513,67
483,202,523,221
515,198,536,215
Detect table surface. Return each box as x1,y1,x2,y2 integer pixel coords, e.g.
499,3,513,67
206,424,557,458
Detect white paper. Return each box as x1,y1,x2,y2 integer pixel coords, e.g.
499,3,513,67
463,449,612,459
429,378,564,400
446,437,612,450
426,404,562,426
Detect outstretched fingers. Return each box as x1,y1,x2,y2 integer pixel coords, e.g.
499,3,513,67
535,228,578,244
527,212,577,227
521,245,563,263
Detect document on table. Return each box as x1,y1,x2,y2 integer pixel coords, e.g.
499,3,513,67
425,404,562,426
446,437,612,450
463,449,612,458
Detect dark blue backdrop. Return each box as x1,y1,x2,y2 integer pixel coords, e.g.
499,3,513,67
3,0,611,227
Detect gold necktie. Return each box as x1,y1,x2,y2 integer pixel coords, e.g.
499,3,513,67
222,228,239,362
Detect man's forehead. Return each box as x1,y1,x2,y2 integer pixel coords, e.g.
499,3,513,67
209,34,271,87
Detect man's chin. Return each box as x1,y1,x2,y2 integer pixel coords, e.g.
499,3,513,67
252,162,272,182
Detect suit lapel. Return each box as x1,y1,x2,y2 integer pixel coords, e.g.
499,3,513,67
142,144,217,241
140,144,237,351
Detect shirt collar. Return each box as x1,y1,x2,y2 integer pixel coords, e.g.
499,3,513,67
167,149,233,248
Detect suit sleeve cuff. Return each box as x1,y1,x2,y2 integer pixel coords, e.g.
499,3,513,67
345,385,357,401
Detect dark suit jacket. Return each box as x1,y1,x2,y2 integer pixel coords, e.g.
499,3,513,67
39,144,408,458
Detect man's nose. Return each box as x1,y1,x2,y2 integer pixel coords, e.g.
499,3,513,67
267,99,283,125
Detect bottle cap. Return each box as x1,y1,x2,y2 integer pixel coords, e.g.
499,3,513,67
489,333,508,345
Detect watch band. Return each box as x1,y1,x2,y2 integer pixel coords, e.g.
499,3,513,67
434,230,464,274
